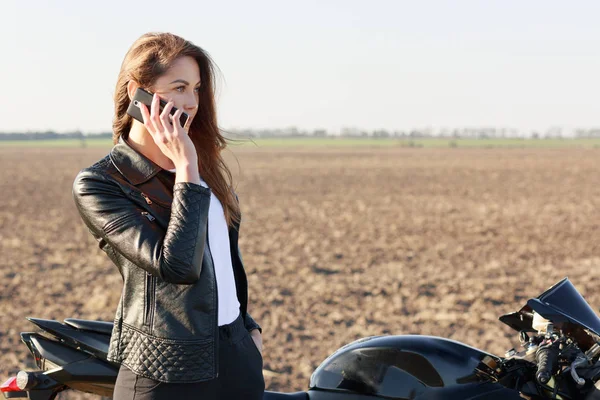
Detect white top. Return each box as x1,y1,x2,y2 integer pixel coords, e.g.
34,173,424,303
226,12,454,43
167,168,241,326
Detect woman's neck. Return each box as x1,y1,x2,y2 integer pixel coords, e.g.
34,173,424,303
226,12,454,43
126,121,176,171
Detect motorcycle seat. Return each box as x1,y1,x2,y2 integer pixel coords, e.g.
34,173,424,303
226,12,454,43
63,318,113,335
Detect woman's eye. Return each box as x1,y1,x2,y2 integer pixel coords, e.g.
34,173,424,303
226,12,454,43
175,86,200,93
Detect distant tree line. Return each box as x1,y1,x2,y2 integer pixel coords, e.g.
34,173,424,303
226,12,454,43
0,131,112,140
1,126,600,141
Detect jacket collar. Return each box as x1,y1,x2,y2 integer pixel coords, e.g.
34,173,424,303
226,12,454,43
109,135,163,185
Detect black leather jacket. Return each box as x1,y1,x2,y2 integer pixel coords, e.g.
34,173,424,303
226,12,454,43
72,135,261,383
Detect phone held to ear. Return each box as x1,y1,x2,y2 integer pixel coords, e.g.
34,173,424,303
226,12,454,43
126,88,190,128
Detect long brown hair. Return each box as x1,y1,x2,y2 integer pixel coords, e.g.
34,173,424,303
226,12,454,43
112,32,240,227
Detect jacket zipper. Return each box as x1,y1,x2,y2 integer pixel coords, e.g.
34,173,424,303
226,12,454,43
144,272,156,331
150,274,156,329
141,193,153,204
141,211,155,221
142,192,171,208
129,189,171,209
205,213,219,379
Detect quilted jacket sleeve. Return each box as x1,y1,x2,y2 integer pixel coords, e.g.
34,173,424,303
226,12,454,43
72,169,210,284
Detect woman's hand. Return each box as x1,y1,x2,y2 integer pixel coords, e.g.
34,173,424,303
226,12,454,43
250,329,263,355
138,92,198,170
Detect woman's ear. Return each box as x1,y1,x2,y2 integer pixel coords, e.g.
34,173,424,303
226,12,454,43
127,80,139,101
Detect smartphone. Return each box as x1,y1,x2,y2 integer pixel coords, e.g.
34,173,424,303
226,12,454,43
126,88,190,128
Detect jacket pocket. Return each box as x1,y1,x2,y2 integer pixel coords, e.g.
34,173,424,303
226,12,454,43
144,272,156,330
129,189,171,209
103,213,139,234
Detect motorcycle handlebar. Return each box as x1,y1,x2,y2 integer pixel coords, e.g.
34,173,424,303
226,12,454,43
536,340,560,384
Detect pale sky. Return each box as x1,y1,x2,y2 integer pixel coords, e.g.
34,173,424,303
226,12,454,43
1,0,599,134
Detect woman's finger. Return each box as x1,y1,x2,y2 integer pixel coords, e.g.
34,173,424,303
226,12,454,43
159,101,175,131
149,93,162,133
138,102,154,134
171,108,184,132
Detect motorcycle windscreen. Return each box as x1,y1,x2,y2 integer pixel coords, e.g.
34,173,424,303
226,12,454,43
501,278,600,336
527,278,600,336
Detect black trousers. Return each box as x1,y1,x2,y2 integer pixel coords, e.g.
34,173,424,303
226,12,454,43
113,312,265,400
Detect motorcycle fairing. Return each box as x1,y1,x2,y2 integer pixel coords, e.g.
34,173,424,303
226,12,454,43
309,335,512,399
63,318,113,335
499,278,600,337
25,318,109,360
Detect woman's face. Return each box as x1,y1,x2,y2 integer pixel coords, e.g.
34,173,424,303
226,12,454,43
150,56,201,130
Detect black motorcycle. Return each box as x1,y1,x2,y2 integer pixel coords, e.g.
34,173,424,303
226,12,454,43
4,277,600,399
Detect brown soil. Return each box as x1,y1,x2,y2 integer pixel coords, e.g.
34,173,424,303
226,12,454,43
2,145,600,398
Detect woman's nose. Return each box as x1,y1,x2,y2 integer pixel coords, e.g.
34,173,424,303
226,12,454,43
183,95,198,112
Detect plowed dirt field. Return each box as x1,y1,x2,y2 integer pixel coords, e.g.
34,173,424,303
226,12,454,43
2,145,600,398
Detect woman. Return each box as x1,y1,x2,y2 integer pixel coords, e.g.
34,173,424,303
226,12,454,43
72,32,264,399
